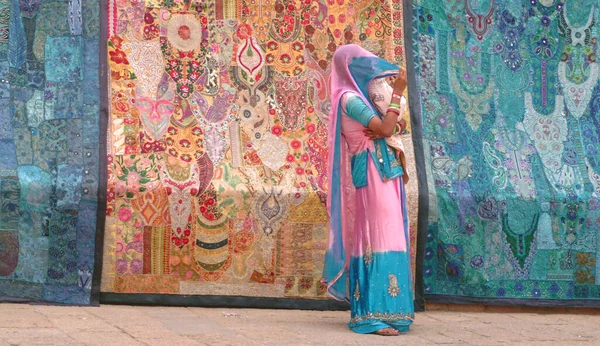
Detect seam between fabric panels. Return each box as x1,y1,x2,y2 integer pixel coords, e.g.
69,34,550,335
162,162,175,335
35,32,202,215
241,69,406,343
403,0,429,312
91,0,109,306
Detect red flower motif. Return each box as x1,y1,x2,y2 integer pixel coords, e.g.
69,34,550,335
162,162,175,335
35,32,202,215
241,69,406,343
271,125,283,136
299,277,312,290
237,23,253,40
110,35,124,48
285,278,294,290
144,12,154,24
306,123,316,134
291,139,302,150
286,154,295,163
109,49,129,65
106,188,115,203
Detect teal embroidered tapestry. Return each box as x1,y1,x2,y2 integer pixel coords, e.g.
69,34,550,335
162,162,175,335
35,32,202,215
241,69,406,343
411,0,600,305
0,0,102,305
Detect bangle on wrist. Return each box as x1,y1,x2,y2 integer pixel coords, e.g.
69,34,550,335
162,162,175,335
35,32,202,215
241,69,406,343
393,123,401,135
399,120,406,133
387,108,401,116
392,92,403,99
388,102,400,109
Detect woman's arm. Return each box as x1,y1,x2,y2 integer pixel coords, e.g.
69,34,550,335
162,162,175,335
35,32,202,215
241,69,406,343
364,70,407,139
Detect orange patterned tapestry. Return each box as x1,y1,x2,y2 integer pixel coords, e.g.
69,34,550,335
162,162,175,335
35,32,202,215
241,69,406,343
102,0,417,300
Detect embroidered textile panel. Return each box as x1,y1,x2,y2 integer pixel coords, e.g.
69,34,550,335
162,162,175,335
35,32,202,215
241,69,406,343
0,0,101,304
102,0,418,300
412,0,600,303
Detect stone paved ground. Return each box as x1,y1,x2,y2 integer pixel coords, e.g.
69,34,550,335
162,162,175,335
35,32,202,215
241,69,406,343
1,303,600,345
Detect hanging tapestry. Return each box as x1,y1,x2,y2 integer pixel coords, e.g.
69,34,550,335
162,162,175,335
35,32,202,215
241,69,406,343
102,0,419,303
411,0,600,304
0,0,102,304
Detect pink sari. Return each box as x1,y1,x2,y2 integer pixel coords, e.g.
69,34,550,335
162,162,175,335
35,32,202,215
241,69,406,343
323,44,414,334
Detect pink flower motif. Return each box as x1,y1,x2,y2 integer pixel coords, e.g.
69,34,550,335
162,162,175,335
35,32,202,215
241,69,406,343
115,181,127,195
137,157,151,170
306,123,316,134
127,172,142,191
291,139,302,150
118,207,132,222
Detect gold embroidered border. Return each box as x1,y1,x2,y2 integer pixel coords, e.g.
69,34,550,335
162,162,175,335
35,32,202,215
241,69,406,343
350,312,414,324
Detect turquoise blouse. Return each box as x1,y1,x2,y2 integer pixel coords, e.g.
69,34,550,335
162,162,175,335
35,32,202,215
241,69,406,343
345,94,404,188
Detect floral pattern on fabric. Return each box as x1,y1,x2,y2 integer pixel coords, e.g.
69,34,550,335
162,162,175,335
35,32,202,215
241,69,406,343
104,0,417,299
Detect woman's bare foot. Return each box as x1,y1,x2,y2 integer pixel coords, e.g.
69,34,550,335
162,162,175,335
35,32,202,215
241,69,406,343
374,327,400,336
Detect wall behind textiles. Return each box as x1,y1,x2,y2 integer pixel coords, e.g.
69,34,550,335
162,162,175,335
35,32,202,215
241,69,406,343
0,0,102,305
101,0,419,301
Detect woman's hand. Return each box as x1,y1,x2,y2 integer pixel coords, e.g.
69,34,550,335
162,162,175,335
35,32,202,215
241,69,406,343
364,128,382,140
365,118,407,140
398,118,407,132
393,69,407,93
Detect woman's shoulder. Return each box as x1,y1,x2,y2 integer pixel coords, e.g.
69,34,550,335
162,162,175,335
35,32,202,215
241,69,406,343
341,92,364,107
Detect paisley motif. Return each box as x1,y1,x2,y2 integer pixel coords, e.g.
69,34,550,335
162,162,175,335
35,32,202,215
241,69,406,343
304,46,331,123
236,36,265,85
356,0,392,42
274,75,308,130
196,153,214,196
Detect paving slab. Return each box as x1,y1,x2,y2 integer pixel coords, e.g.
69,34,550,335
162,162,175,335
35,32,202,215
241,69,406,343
1,303,600,345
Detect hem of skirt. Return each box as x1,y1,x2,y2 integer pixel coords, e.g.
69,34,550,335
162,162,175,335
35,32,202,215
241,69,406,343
349,320,412,334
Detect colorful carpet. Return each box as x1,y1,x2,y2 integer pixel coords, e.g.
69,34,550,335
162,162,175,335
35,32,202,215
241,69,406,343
411,0,600,303
101,0,419,302
0,0,101,304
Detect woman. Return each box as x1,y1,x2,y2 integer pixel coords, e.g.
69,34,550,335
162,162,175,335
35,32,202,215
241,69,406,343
322,44,414,336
